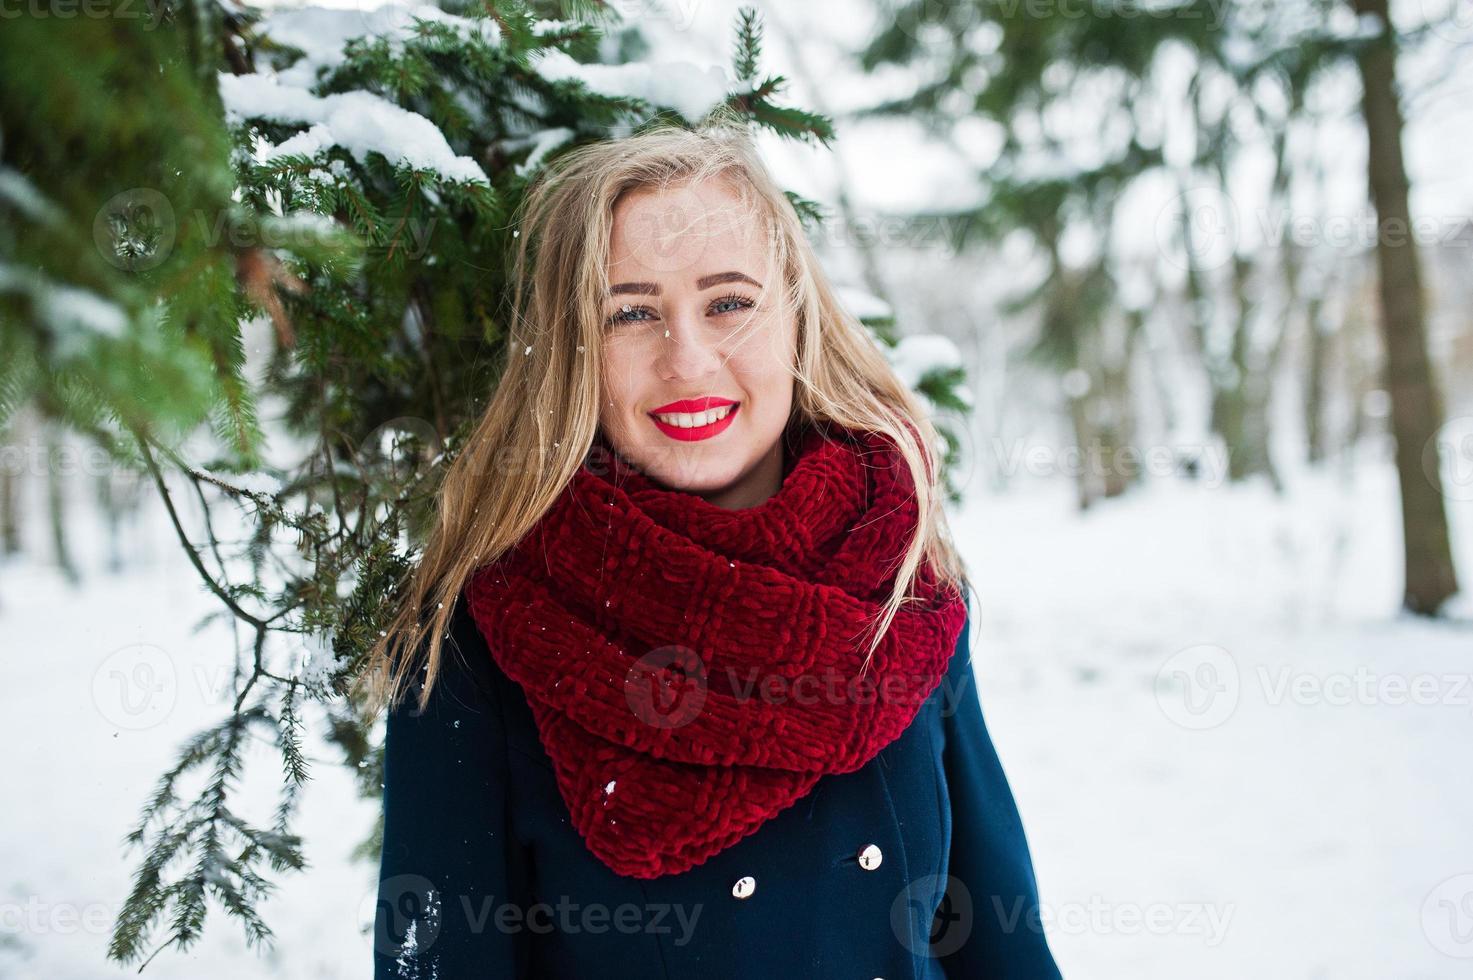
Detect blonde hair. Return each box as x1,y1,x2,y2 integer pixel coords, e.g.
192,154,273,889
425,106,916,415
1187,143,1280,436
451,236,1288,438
353,118,971,722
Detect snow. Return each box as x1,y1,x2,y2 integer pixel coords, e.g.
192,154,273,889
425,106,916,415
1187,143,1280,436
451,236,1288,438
505,126,575,177
218,73,489,185
257,4,501,88
37,284,129,345
39,282,128,340
0,265,128,351
0,166,63,225
888,333,962,390
830,285,966,402
189,464,285,498
954,458,1473,978
531,49,731,124
834,283,892,321
265,210,344,239
390,885,441,978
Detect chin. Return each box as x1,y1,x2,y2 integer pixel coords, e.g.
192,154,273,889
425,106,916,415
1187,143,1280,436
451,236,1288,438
641,454,744,494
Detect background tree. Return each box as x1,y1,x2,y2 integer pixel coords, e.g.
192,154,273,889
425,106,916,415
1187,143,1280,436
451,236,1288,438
1346,0,1459,613
857,0,1461,609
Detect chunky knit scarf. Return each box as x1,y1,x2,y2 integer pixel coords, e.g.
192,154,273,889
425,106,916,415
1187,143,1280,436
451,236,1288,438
464,422,968,879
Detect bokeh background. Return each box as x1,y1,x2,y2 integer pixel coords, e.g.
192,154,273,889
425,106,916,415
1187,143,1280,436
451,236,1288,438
1,0,1470,977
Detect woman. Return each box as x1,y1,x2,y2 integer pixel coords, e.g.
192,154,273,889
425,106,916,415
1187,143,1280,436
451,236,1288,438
358,123,1062,979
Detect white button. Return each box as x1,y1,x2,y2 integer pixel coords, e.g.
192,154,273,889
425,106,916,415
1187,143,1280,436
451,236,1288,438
858,843,883,870
731,875,756,899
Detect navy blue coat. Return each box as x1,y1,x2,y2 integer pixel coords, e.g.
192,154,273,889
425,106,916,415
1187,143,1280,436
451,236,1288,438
373,589,1062,979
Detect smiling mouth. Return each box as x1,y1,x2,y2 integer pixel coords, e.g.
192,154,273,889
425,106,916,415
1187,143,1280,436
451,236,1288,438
647,402,740,442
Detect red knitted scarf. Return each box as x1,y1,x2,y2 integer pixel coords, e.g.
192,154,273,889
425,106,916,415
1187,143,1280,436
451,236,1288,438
464,422,968,879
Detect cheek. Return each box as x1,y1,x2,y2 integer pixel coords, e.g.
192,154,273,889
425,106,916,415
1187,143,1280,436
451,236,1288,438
738,314,792,366
760,318,797,375
732,323,795,403
600,341,642,397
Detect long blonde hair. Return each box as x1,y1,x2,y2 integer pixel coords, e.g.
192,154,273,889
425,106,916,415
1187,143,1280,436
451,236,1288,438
353,119,971,722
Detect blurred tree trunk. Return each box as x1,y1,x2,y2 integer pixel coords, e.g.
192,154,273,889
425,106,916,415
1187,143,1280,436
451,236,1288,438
44,423,78,584
0,452,18,556
1349,0,1459,615
1304,292,1333,464
98,469,125,574
1097,309,1143,499
1343,269,1379,451
1215,253,1284,491
1175,148,1282,492
1066,388,1093,510
1294,149,1335,466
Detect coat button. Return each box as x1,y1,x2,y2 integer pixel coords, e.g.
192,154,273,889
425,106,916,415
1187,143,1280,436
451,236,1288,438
731,875,756,899
857,843,883,870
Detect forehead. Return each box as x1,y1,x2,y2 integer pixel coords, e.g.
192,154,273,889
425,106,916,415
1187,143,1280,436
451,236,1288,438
606,177,769,279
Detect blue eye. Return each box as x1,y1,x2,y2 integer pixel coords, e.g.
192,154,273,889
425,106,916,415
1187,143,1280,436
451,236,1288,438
607,304,654,326
709,294,755,316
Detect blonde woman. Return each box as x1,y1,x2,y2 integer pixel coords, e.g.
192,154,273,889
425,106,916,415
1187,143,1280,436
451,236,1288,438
359,123,1062,979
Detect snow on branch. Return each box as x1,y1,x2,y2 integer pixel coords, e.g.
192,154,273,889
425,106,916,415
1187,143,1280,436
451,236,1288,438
532,49,732,124
218,73,489,185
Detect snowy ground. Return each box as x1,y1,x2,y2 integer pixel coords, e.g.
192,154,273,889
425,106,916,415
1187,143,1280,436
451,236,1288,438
0,484,385,978
958,447,1473,979
1,442,1470,978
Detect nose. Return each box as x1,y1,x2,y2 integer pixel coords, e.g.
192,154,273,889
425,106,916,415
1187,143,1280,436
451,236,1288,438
654,312,722,383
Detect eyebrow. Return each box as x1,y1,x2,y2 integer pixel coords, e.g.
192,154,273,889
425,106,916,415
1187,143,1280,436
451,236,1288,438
608,271,763,296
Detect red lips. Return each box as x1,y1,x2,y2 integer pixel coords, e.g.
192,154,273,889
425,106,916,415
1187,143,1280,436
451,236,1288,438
647,397,741,442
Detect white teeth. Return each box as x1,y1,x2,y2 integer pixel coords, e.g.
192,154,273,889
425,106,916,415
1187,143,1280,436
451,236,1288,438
654,404,735,428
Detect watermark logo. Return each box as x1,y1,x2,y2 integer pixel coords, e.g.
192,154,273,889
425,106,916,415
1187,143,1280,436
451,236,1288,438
1258,665,1473,710
1154,643,1240,730
0,896,117,937
604,0,704,31
991,436,1230,488
0,0,164,28
1157,185,1240,272
356,415,444,485
1422,873,1473,958
892,872,972,957
1424,416,1473,502
93,188,175,272
624,644,708,729
1033,895,1233,944
0,437,119,478
364,874,442,958
614,179,739,278
91,643,177,730
1413,0,1473,44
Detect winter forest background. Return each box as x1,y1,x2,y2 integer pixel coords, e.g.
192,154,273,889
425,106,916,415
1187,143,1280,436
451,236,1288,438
1,0,1471,976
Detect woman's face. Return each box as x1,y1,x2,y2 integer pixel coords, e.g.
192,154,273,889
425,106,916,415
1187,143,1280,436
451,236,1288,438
598,177,798,509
